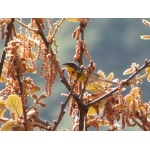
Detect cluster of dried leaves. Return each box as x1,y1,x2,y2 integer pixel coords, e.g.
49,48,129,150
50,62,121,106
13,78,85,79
0,18,150,131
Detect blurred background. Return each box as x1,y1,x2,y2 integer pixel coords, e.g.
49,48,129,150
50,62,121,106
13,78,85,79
0,18,150,131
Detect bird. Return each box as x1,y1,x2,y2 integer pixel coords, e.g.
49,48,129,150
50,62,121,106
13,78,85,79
62,62,118,85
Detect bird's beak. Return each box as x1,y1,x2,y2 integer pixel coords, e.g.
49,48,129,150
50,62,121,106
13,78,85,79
62,62,71,66
62,63,67,65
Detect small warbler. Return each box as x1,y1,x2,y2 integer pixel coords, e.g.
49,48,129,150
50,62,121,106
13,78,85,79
63,62,118,84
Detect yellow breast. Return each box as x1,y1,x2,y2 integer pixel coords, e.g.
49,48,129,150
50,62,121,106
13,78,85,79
65,65,87,82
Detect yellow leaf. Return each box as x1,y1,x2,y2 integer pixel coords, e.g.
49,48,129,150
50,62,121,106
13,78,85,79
67,18,87,22
0,100,6,117
147,75,150,82
107,72,114,81
113,104,128,110
131,63,139,68
131,87,139,97
123,68,134,75
86,83,101,92
124,94,132,105
1,120,17,131
26,67,36,73
87,106,97,115
0,74,6,82
0,108,6,117
6,95,23,118
27,51,36,59
3,60,8,70
97,70,106,78
129,100,139,111
98,119,109,126
16,33,26,41
28,38,39,47
30,85,40,93
145,67,150,74
140,35,150,40
87,101,104,115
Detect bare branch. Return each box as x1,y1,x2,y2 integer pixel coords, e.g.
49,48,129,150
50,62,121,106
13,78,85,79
50,18,66,44
0,18,15,77
53,71,86,131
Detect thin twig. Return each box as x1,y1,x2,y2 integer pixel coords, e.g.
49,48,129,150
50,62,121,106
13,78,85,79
80,75,89,98
14,19,38,33
133,118,148,131
61,72,87,131
35,20,49,50
35,18,65,53
78,22,85,66
0,18,15,77
52,74,82,131
86,59,150,108
78,76,88,131
61,72,85,107
78,21,87,131
33,115,53,129
50,18,66,44
34,123,52,131
35,19,64,79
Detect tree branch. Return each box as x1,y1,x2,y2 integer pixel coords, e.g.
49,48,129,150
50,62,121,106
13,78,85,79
34,123,52,131
0,18,15,77
32,114,53,130
86,59,150,108
52,76,79,131
50,18,66,44
14,19,38,33
61,71,85,107
35,19,49,50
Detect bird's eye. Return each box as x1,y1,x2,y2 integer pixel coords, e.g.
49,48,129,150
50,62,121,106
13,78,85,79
69,63,73,67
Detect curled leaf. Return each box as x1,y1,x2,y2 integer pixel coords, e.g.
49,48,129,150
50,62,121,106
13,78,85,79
123,68,134,75
107,72,114,81
97,70,106,78
39,102,46,108
142,19,150,27
0,100,6,117
26,67,36,73
125,94,132,105
30,85,40,93
88,106,99,115
86,83,102,92
0,74,6,82
6,95,23,119
67,18,87,22
129,100,139,111
140,35,150,40
98,119,109,126
131,87,139,97
145,67,150,74
113,104,128,110
27,51,36,59
147,75,150,82
87,101,104,115
1,120,17,131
